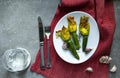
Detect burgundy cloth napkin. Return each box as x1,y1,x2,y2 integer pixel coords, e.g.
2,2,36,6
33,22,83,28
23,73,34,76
30,0,116,78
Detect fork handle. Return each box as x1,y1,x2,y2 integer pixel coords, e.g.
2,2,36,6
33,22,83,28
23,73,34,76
47,40,51,68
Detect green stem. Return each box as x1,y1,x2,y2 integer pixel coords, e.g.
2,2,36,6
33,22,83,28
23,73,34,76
71,32,80,50
82,35,88,52
67,39,79,60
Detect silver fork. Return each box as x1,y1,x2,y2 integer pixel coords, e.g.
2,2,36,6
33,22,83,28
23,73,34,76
45,26,51,68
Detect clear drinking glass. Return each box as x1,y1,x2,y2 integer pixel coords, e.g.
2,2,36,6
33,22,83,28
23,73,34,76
2,47,31,72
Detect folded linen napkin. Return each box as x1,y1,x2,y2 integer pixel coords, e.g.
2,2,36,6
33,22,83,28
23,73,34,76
30,0,116,78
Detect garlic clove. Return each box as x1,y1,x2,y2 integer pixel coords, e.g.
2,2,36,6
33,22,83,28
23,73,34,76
85,48,92,54
110,65,117,73
62,42,69,50
104,56,109,64
85,67,93,72
106,57,112,64
99,56,106,63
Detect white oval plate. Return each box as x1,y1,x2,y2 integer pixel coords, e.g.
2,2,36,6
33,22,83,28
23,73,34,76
53,11,99,64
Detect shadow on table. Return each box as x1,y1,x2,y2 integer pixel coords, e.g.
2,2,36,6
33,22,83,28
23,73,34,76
3,68,29,78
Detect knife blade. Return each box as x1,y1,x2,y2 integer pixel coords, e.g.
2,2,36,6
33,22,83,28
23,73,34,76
38,16,45,70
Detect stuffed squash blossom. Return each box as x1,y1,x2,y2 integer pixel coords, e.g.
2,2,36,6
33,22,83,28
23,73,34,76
79,16,90,52
67,16,80,50
56,26,79,60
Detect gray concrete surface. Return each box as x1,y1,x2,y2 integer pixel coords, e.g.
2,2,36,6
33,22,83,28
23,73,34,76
0,0,119,78
109,0,120,78
0,0,59,78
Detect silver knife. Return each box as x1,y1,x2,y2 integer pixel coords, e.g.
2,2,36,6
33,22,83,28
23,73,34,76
38,16,45,70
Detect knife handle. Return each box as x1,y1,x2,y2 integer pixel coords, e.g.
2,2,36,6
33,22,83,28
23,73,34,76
40,45,45,70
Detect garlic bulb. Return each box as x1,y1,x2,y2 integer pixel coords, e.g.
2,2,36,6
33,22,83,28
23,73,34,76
85,67,93,72
110,65,117,73
99,56,112,64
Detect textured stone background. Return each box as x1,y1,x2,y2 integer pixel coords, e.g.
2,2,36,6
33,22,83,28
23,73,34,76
0,0,119,78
